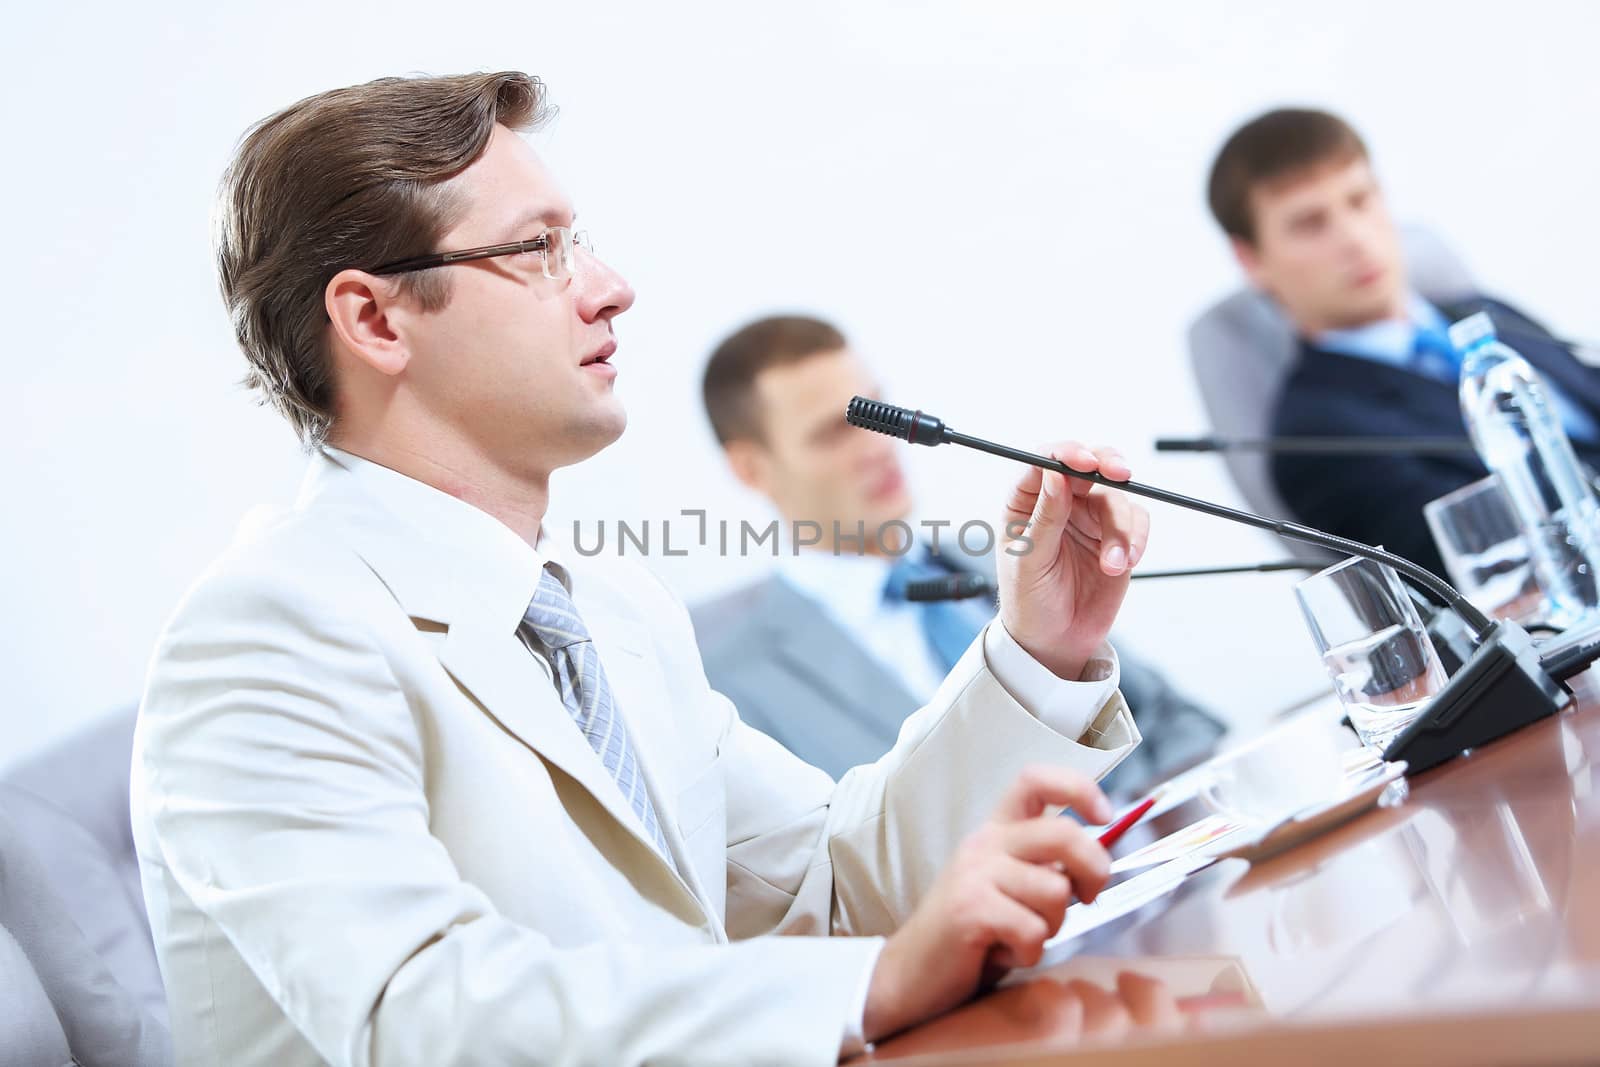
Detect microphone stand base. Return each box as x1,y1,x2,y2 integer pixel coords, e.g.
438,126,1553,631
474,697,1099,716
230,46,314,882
1385,621,1571,775
1426,606,1478,676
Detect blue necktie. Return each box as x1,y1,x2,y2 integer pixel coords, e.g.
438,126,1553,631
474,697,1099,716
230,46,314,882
521,566,673,863
1410,325,1460,382
883,556,990,674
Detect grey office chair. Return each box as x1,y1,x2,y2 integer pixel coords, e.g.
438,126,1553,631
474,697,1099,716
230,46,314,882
1185,225,1479,532
1,922,74,1067
0,784,171,1066
2,707,165,1026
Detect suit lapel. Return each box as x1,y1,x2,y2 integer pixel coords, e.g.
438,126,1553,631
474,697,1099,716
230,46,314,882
566,595,721,913
1300,343,1469,420
434,615,669,856
307,459,706,912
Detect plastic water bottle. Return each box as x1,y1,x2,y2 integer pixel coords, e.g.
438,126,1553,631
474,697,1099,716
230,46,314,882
1454,311,1600,628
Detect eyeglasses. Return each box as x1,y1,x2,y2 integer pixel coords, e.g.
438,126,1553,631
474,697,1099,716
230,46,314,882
367,226,593,281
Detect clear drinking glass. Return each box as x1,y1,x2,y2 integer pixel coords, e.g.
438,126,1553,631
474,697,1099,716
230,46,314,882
1295,556,1450,750
1424,474,1544,624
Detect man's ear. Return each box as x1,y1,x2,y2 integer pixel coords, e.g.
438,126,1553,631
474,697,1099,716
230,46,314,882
724,438,773,496
1230,236,1268,291
325,269,410,377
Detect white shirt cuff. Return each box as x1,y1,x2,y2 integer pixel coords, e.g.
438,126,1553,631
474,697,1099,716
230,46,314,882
839,937,887,1058
982,621,1121,742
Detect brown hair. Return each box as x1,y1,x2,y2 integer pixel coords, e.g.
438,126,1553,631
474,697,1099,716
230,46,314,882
1206,108,1368,244
215,71,549,445
702,315,848,445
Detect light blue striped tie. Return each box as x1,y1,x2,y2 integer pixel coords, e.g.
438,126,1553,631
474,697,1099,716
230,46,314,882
521,567,673,863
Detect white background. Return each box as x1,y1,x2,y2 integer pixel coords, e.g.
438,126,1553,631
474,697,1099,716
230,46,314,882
4,0,1597,769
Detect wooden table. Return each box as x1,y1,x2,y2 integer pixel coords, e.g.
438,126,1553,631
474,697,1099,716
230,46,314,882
863,678,1600,1065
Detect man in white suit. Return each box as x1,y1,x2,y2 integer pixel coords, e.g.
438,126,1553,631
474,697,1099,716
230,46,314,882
133,72,1155,1066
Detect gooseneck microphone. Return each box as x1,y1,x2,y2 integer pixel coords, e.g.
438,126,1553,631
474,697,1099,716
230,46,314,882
846,396,1575,774
1155,436,1478,455
846,397,1494,640
1130,560,1318,581
907,563,1323,597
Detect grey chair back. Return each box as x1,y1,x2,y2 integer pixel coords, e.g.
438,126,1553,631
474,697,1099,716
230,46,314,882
1185,225,1479,534
0,784,171,1065
0,923,74,1067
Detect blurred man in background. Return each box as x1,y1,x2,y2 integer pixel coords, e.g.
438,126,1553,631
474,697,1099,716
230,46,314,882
695,315,1224,795
1208,107,1600,575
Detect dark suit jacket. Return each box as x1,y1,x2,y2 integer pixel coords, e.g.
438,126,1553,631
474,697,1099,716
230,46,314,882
691,570,1224,798
1270,296,1600,576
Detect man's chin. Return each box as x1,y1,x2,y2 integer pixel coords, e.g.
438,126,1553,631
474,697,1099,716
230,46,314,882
1346,279,1408,322
591,406,628,451
861,497,917,539
550,405,627,469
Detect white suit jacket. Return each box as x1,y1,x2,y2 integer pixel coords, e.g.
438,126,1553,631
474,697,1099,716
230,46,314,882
131,450,1140,1067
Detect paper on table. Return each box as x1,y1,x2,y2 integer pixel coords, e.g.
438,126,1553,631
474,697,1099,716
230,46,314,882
1041,717,1407,964
1105,753,1407,875
1077,706,1358,838
1109,814,1255,874
1036,851,1219,966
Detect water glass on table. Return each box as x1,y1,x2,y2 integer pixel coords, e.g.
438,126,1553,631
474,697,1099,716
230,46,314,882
1424,474,1545,624
1295,556,1450,750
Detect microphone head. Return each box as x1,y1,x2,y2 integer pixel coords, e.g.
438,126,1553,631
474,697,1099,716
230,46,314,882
904,573,995,602
1154,437,1221,453
846,397,947,446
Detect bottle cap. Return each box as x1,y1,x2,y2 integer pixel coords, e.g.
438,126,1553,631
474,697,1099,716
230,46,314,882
1449,311,1498,354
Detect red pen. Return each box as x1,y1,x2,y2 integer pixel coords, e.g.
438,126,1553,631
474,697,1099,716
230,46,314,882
1097,789,1162,848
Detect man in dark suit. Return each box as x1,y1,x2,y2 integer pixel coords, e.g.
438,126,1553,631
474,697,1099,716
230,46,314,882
1206,108,1600,576
693,315,1224,795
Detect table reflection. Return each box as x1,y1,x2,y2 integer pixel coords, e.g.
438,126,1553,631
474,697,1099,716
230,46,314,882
865,697,1600,1063
862,956,1263,1061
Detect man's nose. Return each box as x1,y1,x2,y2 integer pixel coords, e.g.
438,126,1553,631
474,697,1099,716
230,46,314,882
1334,206,1380,259
860,433,901,470
578,251,635,322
